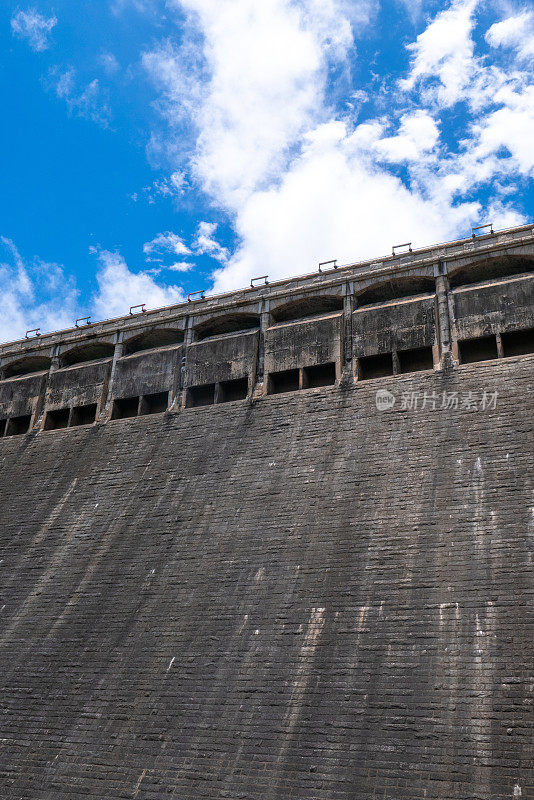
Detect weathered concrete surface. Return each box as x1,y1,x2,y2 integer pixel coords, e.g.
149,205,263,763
352,295,436,356
0,357,532,800
114,346,182,399
45,361,111,411
453,274,534,339
0,372,46,419
264,313,342,373
0,225,533,430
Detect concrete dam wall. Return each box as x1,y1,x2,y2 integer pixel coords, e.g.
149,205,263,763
0,225,533,799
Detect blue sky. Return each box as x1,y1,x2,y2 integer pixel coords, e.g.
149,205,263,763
1,0,533,341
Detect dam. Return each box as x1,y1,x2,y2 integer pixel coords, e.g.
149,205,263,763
0,224,533,799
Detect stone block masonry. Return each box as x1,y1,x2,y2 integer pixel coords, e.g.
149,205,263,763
0,224,532,799
0,358,532,799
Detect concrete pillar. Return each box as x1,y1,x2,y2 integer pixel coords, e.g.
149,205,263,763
184,315,195,346
252,300,270,398
32,346,59,430
392,350,400,376
342,282,354,383
434,260,455,368
100,334,123,421
496,331,504,358
177,315,195,409
169,318,189,412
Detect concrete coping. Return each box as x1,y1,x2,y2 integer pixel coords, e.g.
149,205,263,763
0,222,533,360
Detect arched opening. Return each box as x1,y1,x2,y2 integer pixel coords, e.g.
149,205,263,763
195,313,260,341
3,355,51,379
356,277,435,307
61,342,115,367
123,328,184,356
271,296,343,324
449,255,534,289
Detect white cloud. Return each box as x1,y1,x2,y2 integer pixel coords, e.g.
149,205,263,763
395,0,424,22
11,8,57,52
111,0,155,14
486,10,534,62
400,0,480,107
211,120,479,292
136,172,187,204
143,231,191,261
4,1,532,339
142,36,206,125
0,236,191,343
52,68,111,127
140,0,533,295
167,261,193,271
471,84,534,175
373,110,440,163
4,0,533,339
149,0,361,207
91,248,185,319
152,171,188,199
99,52,120,74
0,237,78,342
193,221,228,263
144,224,229,269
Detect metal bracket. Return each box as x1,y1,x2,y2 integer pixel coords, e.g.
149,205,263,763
318,260,337,272
250,276,268,287
392,243,412,256
25,328,41,338
129,304,146,315
75,316,91,327
187,290,205,302
472,223,494,238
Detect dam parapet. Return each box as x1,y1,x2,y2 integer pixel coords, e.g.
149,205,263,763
1,223,533,434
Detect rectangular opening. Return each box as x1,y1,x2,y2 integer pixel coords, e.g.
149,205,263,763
5,414,31,436
459,335,498,364
268,368,300,394
44,408,70,431
302,362,336,388
398,346,434,374
0,419,6,437
70,403,97,427
139,391,169,415
186,383,215,408
358,353,393,380
502,328,534,358
218,377,248,403
111,396,139,419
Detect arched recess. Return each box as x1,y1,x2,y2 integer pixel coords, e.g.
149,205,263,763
123,328,184,356
271,296,343,324
3,355,51,379
356,276,435,307
449,255,534,289
61,341,115,367
194,313,260,341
